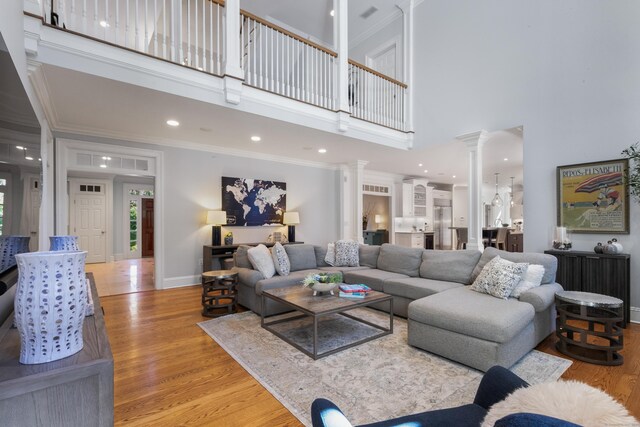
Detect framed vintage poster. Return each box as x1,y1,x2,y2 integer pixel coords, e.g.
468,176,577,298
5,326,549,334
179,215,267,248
557,159,629,234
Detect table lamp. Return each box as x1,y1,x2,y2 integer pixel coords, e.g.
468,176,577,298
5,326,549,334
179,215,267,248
283,212,300,243
206,210,227,246
374,214,383,229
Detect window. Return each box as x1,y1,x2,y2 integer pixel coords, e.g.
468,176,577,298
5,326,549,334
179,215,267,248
129,200,138,252
128,189,154,197
0,177,7,235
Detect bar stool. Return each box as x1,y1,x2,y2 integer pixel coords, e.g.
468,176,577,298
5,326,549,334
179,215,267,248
201,270,239,317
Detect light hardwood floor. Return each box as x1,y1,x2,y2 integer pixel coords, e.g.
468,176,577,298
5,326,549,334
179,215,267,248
86,258,155,297
100,284,640,426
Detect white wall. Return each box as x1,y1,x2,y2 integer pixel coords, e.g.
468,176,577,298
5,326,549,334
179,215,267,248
58,133,341,286
412,1,640,310
452,186,468,227
349,16,404,79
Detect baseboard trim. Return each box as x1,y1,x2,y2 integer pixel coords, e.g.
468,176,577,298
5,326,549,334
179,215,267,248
163,275,200,290
630,306,640,324
113,253,124,261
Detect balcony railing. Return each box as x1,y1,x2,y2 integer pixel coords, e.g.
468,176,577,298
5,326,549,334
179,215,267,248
41,0,408,132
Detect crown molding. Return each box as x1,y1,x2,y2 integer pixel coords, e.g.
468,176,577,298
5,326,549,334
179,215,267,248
27,59,60,129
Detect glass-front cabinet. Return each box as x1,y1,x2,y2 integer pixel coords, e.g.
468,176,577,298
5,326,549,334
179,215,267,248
402,179,432,219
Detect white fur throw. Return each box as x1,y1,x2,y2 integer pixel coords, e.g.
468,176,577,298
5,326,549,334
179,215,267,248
482,380,639,427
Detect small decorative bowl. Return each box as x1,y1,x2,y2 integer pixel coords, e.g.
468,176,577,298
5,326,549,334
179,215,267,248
310,282,337,295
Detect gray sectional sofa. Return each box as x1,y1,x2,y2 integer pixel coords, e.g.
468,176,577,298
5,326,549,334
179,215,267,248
232,243,562,371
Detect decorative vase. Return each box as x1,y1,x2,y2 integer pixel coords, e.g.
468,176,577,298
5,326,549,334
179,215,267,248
310,282,337,296
0,236,30,272
49,235,80,251
610,238,623,253
14,251,88,364
594,243,604,254
224,236,233,245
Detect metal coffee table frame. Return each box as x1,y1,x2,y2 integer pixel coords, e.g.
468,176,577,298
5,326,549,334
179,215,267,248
261,288,393,360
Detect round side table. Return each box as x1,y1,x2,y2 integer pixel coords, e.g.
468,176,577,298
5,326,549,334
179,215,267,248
555,290,624,366
201,270,239,318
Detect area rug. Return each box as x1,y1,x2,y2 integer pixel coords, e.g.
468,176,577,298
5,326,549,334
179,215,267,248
198,309,572,426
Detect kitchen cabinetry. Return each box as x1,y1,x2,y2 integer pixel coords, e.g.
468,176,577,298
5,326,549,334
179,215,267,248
402,180,433,222
395,232,425,249
544,250,630,326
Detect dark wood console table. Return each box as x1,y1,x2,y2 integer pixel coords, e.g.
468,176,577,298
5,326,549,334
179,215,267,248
203,241,304,272
0,273,113,426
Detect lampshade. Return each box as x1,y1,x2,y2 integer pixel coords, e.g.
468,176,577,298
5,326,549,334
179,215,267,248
283,212,300,225
374,214,382,223
206,210,227,225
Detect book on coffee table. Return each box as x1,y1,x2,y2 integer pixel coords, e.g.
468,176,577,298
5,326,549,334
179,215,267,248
339,284,371,293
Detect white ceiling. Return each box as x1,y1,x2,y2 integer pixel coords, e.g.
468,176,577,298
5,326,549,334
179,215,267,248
41,64,522,186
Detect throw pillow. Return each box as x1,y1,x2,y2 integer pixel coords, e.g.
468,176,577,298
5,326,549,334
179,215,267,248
482,380,638,427
470,256,528,299
511,264,545,298
334,240,359,267
271,242,290,276
325,243,336,266
247,244,276,279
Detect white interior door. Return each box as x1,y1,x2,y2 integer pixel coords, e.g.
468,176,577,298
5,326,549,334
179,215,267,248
368,44,397,79
71,184,107,263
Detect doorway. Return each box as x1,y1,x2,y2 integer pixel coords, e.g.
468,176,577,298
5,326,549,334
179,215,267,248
141,198,154,257
69,179,108,263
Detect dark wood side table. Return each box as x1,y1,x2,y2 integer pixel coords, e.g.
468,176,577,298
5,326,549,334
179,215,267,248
555,290,623,366
201,270,239,317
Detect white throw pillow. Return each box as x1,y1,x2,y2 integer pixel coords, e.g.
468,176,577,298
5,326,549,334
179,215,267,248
511,264,545,298
325,243,336,266
470,256,528,299
271,242,290,276
334,240,359,267
247,244,276,279
482,380,638,427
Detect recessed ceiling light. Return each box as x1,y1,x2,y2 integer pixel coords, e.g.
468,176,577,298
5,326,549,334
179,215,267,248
166,119,180,127
16,146,24,150
101,156,111,160
25,156,34,161
418,163,423,167
99,20,110,28
453,175,457,178
38,158,42,161
318,148,327,154
330,9,335,16
424,169,428,173
251,136,262,142
504,158,508,161
99,164,107,168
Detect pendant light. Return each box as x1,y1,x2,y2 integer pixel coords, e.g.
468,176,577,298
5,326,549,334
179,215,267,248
491,173,503,207
509,177,515,208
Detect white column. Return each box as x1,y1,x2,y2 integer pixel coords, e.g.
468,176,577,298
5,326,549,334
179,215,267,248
398,0,414,133
38,122,54,251
457,130,489,251
340,161,369,241
222,0,244,104
335,0,350,131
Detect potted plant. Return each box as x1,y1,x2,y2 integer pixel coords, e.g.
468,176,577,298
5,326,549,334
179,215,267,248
622,142,640,201
224,231,233,245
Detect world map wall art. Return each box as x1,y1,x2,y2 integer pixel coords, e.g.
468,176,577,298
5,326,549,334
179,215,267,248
221,177,287,226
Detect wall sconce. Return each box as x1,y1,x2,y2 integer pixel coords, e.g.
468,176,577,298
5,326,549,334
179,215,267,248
206,210,227,246
283,212,300,243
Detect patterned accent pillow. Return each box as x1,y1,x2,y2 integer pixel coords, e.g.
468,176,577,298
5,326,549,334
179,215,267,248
324,243,336,266
247,244,276,279
271,242,290,276
470,256,528,299
511,264,545,298
334,240,360,267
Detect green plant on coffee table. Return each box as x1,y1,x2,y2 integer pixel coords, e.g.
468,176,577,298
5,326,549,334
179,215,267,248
302,272,343,287
622,142,640,201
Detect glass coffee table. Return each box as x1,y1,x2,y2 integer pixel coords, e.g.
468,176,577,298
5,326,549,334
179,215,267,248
261,286,393,360
555,290,624,366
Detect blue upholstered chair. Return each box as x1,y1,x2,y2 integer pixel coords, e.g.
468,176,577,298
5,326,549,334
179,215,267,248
311,366,580,427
